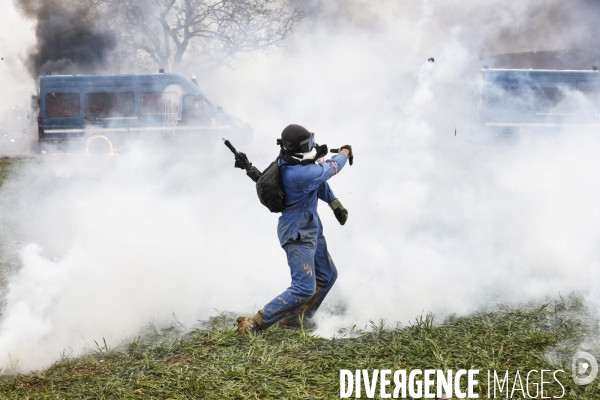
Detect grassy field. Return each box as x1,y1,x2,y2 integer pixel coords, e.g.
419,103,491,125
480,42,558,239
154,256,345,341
0,298,598,399
0,158,22,187
1,159,600,399
0,158,26,309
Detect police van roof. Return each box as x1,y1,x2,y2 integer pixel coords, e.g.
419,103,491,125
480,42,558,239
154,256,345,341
481,68,599,73
40,73,190,79
40,73,200,90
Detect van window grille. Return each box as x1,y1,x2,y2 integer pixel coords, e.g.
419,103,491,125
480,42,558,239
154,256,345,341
85,92,135,118
46,93,80,117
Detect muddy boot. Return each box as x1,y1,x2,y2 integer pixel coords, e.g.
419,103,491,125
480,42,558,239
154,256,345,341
236,316,262,335
278,314,316,329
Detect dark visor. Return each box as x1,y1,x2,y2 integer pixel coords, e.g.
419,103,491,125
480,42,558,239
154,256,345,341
296,133,315,153
283,132,315,153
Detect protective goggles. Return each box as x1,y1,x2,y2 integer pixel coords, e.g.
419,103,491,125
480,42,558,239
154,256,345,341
283,132,315,153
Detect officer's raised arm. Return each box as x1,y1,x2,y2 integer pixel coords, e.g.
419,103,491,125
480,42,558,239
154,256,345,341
299,151,349,193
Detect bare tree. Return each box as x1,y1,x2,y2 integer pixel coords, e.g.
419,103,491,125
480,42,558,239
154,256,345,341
101,0,304,73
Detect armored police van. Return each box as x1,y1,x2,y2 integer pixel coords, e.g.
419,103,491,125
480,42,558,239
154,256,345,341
38,73,252,154
472,68,600,135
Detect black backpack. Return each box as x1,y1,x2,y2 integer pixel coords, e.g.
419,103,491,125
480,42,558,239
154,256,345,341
256,159,286,213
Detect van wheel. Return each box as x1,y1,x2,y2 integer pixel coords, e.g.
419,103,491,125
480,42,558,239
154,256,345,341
87,135,113,156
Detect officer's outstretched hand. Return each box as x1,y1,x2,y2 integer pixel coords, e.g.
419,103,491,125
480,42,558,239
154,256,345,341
329,199,349,225
331,145,353,165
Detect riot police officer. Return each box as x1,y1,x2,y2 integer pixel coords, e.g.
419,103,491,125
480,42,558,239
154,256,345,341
237,124,352,333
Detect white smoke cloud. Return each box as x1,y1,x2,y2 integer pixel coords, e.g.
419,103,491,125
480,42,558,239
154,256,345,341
2,0,600,372
0,1,36,157
0,147,291,371
0,0,34,114
0,0,35,111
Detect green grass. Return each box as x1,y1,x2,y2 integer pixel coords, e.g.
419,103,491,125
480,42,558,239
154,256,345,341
0,296,598,399
0,158,21,188
0,158,24,309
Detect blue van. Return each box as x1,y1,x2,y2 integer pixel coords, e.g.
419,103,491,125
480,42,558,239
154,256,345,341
38,73,252,154
472,68,600,135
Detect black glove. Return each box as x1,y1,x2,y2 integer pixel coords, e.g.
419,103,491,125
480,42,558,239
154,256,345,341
234,152,251,169
331,145,353,166
329,199,348,225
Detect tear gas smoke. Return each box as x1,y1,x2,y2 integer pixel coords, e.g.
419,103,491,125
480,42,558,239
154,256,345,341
4,0,600,373
0,2,34,112
15,0,116,77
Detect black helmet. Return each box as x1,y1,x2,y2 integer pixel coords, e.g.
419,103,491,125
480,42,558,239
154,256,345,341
278,124,328,165
280,124,315,154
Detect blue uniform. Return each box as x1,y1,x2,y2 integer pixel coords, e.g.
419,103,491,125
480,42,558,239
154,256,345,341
256,153,348,328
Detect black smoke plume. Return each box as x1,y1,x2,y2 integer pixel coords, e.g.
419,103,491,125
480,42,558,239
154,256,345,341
15,0,116,77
